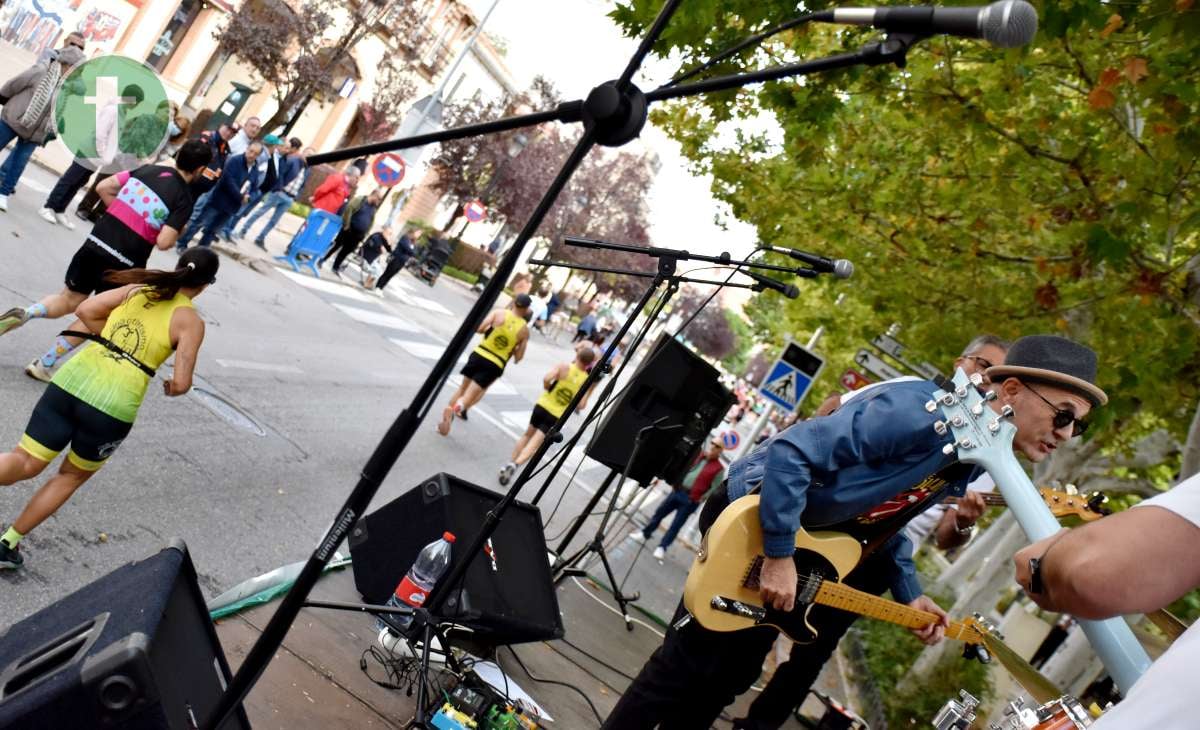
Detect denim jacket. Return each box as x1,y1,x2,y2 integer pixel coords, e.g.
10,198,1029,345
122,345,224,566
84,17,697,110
727,380,978,603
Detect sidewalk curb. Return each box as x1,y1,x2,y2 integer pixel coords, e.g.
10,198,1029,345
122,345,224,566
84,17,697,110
211,242,274,275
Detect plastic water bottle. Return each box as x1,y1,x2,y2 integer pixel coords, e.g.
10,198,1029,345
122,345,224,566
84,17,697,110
378,531,455,633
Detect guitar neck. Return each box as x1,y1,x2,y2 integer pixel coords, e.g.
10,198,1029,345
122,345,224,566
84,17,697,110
811,579,977,642
941,493,1006,507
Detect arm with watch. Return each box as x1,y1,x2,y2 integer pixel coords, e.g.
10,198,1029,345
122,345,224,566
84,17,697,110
933,489,988,549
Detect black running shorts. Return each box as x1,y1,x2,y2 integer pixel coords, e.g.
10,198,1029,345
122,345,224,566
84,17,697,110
529,404,557,434
19,384,133,471
460,352,504,389
64,244,129,296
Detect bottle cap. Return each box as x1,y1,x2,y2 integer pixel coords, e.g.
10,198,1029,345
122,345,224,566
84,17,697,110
442,531,456,543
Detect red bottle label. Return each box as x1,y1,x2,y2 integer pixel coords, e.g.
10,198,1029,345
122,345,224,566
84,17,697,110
394,575,428,607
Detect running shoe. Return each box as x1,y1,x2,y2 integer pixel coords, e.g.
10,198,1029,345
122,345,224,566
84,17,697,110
0,195,8,212
25,358,52,383
38,207,57,225
0,307,29,336
0,541,23,570
456,408,468,421
653,546,666,560
629,531,647,545
498,463,516,485
54,212,76,230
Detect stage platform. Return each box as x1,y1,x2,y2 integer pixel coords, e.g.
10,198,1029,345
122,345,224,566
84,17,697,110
215,565,826,728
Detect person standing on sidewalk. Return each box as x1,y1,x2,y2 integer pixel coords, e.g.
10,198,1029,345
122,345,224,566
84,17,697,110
236,140,307,249
310,164,359,214
0,46,86,212
359,226,393,289
176,141,261,252
630,439,726,560
0,140,211,381
175,123,235,235
38,82,145,231
227,116,260,156
219,133,283,241
0,249,217,571
497,346,596,486
322,188,383,275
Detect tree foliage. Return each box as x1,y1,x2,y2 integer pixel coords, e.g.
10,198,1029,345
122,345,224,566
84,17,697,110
216,0,420,136
430,79,658,298
612,0,1200,492
675,286,738,360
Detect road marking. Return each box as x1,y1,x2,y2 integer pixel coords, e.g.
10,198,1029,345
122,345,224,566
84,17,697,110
277,269,374,302
501,410,529,429
398,292,453,316
331,303,421,332
389,338,461,361
469,405,521,440
215,358,304,374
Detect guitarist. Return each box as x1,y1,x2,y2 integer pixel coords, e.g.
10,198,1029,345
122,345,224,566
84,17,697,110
603,335,1105,730
735,335,1007,730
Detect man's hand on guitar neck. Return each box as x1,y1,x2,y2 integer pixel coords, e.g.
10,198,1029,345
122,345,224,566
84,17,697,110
909,595,949,645
760,556,797,612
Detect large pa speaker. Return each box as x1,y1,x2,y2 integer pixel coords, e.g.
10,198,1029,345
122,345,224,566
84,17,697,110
0,540,249,730
587,335,734,484
349,474,563,645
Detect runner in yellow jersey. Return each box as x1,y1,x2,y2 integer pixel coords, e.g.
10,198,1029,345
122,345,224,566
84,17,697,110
437,294,533,436
497,346,597,485
0,249,216,570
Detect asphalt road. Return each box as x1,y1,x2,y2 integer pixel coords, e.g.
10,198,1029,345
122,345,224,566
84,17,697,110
0,163,625,627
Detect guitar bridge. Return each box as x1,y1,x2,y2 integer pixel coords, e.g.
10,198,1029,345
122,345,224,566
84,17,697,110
710,596,767,622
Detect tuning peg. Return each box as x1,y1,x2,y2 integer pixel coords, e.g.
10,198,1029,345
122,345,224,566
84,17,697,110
970,403,984,416
957,437,975,450
968,373,984,386
962,642,991,664
1065,483,1079,495
951,415,966,428
988,419,1002,433
1000,404,1013,417
925,399,938,413
983,390,998,402
955,385,969,398
939,393,958,406
943,443,957,456
933,421,949,436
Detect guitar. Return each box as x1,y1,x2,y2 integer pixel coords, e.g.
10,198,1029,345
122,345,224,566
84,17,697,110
933,368,1151,693
940,486,1109,522
682,495,1065,703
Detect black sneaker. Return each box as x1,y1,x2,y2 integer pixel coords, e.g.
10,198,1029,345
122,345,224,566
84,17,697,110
456,409,468,421
0,541,23,569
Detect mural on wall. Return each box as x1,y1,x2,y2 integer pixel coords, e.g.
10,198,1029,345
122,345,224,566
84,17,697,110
0,0,136,58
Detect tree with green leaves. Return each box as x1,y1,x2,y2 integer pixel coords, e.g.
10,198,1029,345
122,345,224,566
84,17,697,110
611,0,1199,495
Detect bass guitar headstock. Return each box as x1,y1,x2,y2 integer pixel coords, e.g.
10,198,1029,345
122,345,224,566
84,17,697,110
927,367,1016,475
1038,485,1109,522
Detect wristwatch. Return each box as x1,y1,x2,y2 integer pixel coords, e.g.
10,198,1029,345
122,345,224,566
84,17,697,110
953,516,974,537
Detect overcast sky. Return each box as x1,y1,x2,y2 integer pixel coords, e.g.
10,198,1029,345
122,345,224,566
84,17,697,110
460,0,760,259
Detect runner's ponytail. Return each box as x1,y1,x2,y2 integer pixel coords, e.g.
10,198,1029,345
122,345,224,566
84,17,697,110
103,248,220,303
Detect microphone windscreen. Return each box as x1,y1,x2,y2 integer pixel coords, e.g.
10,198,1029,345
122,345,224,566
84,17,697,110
833,259,854,279
982,0,1038,48
783,284,800,299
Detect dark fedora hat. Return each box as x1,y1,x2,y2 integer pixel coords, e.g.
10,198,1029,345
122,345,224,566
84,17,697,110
986,335,1107,406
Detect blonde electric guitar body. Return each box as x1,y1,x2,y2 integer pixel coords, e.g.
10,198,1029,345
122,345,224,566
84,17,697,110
684,495,863,642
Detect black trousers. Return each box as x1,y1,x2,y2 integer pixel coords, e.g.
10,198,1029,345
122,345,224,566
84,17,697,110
323,229,365,270
376,254,408,290
602,485,895,730
45,161,94,212
75,172,112,221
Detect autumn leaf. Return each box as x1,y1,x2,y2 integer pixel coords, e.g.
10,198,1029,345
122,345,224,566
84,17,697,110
1035,281,1061,310
1100,14,1123,37
1098,67,1122,88
1088,87,1117,110
1123,57,1149,84
1177,0,1194,11
1152,123,1174,136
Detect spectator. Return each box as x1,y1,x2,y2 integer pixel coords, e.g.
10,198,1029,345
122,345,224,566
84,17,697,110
176,141,262,252
310,165,359,214
630,439,726,560
236,140,308,249
228,115,261,155
157,101,191,160
359,226,393,289
36,31,85,65
220,133,284,240
375,227,415,291
323,188,384,275
0,46,86,212
574,310,597,343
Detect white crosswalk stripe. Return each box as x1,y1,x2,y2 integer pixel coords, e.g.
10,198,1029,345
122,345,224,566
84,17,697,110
331,303,421,332
389,338,464,362
215,358,304,374
277,269,373,302
397,292,453,316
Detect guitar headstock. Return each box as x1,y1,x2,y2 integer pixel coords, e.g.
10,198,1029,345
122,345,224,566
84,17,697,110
1039,486,1109,522
927,367,1016,474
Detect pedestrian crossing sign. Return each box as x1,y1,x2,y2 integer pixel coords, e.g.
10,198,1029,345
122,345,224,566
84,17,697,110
759,342,824,413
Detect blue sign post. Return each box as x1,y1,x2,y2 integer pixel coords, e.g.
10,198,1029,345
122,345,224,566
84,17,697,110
759,342,825,413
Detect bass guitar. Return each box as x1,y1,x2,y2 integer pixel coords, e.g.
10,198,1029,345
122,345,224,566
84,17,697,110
941,486,1108,522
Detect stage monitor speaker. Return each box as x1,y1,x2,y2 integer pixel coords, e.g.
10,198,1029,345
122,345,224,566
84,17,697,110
586,334,734,484
349,473,563,645
0,540,249,730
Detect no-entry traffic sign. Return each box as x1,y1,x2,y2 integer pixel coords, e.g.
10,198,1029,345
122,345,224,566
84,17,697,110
463,199,487,222
372,153,406,187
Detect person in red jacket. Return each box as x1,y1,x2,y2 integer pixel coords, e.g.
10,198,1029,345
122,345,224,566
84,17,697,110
310,165,359,214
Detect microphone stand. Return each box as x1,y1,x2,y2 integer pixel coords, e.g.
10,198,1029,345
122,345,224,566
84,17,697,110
203,0,927,719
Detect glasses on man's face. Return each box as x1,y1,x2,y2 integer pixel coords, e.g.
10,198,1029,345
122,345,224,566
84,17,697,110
67,42,84,50
965,355,995,371
1025,383,1088,437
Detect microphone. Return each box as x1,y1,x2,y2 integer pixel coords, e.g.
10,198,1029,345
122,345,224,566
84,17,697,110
747,271,800,299
813,1,1039,48
762,245,854,279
